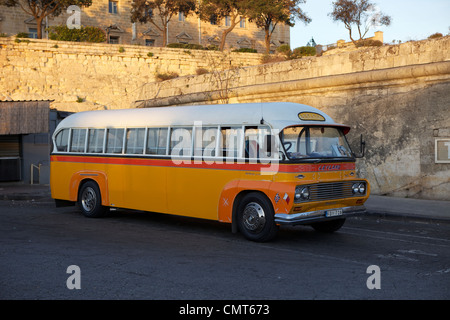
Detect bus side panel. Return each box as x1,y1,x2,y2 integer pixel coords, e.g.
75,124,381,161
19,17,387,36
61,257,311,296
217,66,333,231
51,159,86,201
166,165,244,221
105,163,168,213
50,160,72,201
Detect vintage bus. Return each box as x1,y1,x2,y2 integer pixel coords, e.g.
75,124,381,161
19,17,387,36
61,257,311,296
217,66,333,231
50,102,369,241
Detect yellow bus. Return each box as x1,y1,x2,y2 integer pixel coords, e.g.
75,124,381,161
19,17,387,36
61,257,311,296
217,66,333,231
50,102,369,241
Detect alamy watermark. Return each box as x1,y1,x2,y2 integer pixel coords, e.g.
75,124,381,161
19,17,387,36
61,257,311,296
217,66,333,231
366,265,381,290
66,5,81,29
169,122,280,175
66,265,81,290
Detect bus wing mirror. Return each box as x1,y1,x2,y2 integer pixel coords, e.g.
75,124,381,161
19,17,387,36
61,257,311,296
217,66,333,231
355,134,366,158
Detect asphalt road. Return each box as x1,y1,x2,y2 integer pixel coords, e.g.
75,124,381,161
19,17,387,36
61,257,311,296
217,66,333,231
1,198,449,302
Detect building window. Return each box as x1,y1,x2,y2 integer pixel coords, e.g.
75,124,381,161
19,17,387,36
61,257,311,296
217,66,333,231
109,36,120,44
145,39,155,47
178,11,185,22
28,28,38,39
210,14,217,25
109,1,118,14
239,17,246,28
225,16,230,27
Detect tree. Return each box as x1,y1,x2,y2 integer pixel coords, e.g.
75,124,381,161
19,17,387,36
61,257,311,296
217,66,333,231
329,0,391,44
246,0,311,54
197,0,250,51
0,0,92,39
131,0,196,47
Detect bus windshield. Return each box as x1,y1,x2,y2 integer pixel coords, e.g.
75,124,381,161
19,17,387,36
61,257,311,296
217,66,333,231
280,126,354,161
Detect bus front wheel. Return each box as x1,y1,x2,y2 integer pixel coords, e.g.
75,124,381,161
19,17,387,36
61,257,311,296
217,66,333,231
78,181,108,218
237,192,278,242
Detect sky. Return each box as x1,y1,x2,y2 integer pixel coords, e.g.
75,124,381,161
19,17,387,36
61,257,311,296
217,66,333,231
290,0,450,48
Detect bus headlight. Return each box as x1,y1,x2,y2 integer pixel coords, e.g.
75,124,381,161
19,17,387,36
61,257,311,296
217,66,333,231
295,186,310,202
352,182,366,195
358,182,366,194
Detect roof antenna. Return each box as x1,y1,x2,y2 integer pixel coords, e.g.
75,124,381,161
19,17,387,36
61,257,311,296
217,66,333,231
260,103,264,124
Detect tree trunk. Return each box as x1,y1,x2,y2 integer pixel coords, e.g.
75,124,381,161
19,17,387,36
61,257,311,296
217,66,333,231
219,23,237,51
162,24,168,46
264,26,271,54
36,16,44,39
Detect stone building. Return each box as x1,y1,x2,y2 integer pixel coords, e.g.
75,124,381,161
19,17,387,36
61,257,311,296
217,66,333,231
0,0,290,53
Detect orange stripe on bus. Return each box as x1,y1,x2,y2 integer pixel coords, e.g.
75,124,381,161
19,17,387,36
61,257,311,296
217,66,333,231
50,155,355,172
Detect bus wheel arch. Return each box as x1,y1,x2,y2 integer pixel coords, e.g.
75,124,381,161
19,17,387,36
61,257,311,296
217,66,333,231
77,179,108,218
233,191,278,242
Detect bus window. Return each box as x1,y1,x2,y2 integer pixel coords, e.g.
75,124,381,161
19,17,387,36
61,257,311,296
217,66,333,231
106,128,125,154
55,129,69,152
87,129,105,153
170,127,192,157
220,127,241,158
194,126,218,158
244,126,272,159
126,128,145,155
147,128,168,155
70,129,87,153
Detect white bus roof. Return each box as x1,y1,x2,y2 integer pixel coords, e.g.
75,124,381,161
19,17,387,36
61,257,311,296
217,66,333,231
56,102,350,132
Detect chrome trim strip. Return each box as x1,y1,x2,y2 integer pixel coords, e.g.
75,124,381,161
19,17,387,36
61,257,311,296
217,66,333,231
274,205,366,225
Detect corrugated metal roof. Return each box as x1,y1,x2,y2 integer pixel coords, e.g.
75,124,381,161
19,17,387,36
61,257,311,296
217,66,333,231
0,100,51,135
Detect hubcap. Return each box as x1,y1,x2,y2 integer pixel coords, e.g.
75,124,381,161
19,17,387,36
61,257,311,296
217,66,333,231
81,187,96,213
242,202,266,233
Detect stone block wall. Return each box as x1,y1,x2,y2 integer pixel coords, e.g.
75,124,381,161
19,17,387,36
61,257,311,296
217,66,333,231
0,38,263,111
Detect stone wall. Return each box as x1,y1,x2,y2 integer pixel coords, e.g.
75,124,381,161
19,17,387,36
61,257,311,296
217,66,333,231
0,38,263,111
136,36,450,200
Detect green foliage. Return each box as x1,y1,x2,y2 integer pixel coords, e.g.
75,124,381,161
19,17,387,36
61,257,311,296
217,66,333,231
428,32,443,39
276,44,291,55
147,52,154,57
16,32,29,38
291,46,316,58
155,72,179,82
167,43,204,50
48,25,106,43
118,46,125,53
232,47,258,53
355,39,383,47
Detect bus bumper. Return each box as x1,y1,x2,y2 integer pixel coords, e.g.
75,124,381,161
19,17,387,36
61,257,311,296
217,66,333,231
274,205,366,226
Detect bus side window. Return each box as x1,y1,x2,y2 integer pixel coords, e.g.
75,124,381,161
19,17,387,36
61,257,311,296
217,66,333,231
55,129,69,152
70,129,87,153
170,127,192,157
106,128,125,154
194,126,217,158
88,129,105,153
220,127,241,158
244,126,272,159
126,128,145,155
147,128,168,155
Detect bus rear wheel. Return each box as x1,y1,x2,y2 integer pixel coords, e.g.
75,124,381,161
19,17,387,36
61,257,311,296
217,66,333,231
237,192,278,242
78,181,108,218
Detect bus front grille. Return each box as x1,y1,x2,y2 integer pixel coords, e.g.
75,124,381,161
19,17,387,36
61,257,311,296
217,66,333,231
309,182,355,201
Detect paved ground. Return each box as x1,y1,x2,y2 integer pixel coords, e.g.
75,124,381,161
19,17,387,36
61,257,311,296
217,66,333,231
0,183,449,304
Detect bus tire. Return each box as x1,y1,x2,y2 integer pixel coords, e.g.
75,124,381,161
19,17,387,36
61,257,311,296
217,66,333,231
78,181,108,218
310,218,346,233
237,192,278,242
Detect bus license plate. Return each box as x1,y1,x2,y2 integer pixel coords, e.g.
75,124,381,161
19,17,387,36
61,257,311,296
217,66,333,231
326,209,343,217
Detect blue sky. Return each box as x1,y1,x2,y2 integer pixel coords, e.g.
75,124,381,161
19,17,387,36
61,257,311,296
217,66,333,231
290,0,450,48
